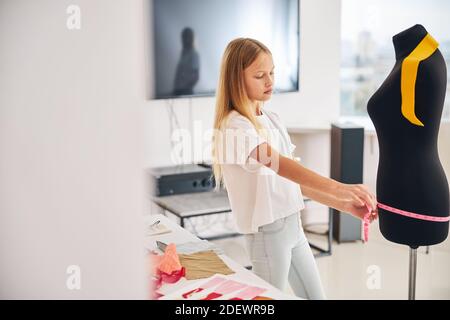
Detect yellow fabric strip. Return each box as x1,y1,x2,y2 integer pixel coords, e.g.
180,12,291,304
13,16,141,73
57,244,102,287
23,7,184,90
401,33,439,127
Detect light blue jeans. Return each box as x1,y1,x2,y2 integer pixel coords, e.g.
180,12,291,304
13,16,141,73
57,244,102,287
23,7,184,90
244,212,326,299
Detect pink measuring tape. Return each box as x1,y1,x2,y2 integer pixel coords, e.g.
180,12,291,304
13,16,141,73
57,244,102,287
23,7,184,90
377,202,450,222
363,205,372,243
362,202,450,243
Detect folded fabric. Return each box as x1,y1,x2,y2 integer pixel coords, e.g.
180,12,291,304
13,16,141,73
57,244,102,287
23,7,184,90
158,274,287,300
157,243,182,274
153,268,185,290
181,276,227,299
229,285,267,300
200,279,246,300
150,243,185,290
178,250,235,280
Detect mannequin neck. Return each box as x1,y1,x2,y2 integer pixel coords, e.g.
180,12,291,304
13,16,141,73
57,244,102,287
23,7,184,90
392,24,428,60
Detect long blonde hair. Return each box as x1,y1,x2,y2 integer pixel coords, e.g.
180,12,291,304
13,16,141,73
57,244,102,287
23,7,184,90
211,38,272,191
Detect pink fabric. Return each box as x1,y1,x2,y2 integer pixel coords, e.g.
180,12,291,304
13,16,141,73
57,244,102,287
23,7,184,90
201,280,247,300
181,277,227,299
149,243,185,290
157,243,182,274
229,286,267,300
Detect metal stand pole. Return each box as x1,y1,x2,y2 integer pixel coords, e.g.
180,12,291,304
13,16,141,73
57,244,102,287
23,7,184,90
408,247,417,300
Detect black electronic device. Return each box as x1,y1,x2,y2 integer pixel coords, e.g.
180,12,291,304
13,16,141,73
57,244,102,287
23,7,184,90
151,0,300,99
330,123,365,243
149,164,215,196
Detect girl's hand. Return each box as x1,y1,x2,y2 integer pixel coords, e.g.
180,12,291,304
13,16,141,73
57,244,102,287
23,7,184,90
334,183,378,222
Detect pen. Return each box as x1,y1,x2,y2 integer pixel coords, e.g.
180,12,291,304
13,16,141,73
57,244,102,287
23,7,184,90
150,220,160,228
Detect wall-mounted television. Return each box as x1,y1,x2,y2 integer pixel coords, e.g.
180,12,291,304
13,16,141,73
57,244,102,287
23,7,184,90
152,0,300,100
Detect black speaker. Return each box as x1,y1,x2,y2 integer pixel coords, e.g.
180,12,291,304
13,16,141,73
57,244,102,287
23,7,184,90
330,123,365,243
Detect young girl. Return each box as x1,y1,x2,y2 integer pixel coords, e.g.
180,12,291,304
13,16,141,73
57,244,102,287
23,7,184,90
211,38,378,299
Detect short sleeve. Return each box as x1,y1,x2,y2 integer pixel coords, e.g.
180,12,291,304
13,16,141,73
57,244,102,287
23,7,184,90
289,141,296,154
219,115,267,167
268,110,297,156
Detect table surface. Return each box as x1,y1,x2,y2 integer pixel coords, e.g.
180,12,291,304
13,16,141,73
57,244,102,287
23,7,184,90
145,214,300,300
152,189,231,217
152,189,311,218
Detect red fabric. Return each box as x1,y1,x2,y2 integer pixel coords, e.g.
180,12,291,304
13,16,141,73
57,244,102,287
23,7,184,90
153,267,186,290
182,287,204,299
154,291,164,299
148,244,185,291
201,292,222,300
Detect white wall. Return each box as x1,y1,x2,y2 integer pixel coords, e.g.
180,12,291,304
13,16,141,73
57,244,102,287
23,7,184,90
0,0,147,298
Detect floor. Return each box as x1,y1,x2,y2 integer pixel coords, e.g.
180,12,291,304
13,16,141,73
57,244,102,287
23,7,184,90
194,215,450,300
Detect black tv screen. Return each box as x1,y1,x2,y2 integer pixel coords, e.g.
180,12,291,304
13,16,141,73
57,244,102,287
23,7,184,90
152,0,300,100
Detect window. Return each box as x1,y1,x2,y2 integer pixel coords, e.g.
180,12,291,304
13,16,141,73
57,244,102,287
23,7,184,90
340,0,450,119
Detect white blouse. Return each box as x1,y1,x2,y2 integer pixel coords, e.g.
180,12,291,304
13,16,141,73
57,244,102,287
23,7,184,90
218,108,305,234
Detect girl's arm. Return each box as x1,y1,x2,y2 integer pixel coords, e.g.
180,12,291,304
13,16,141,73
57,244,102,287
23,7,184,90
249,142,378,221
301,185,376,222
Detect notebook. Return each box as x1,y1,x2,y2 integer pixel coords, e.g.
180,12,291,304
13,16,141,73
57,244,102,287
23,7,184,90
147,223,172,236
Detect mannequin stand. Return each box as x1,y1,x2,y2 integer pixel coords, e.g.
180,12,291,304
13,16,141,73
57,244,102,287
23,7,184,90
408,246,418,300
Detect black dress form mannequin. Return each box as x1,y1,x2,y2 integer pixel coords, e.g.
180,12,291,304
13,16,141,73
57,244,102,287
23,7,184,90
367,24,449,249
